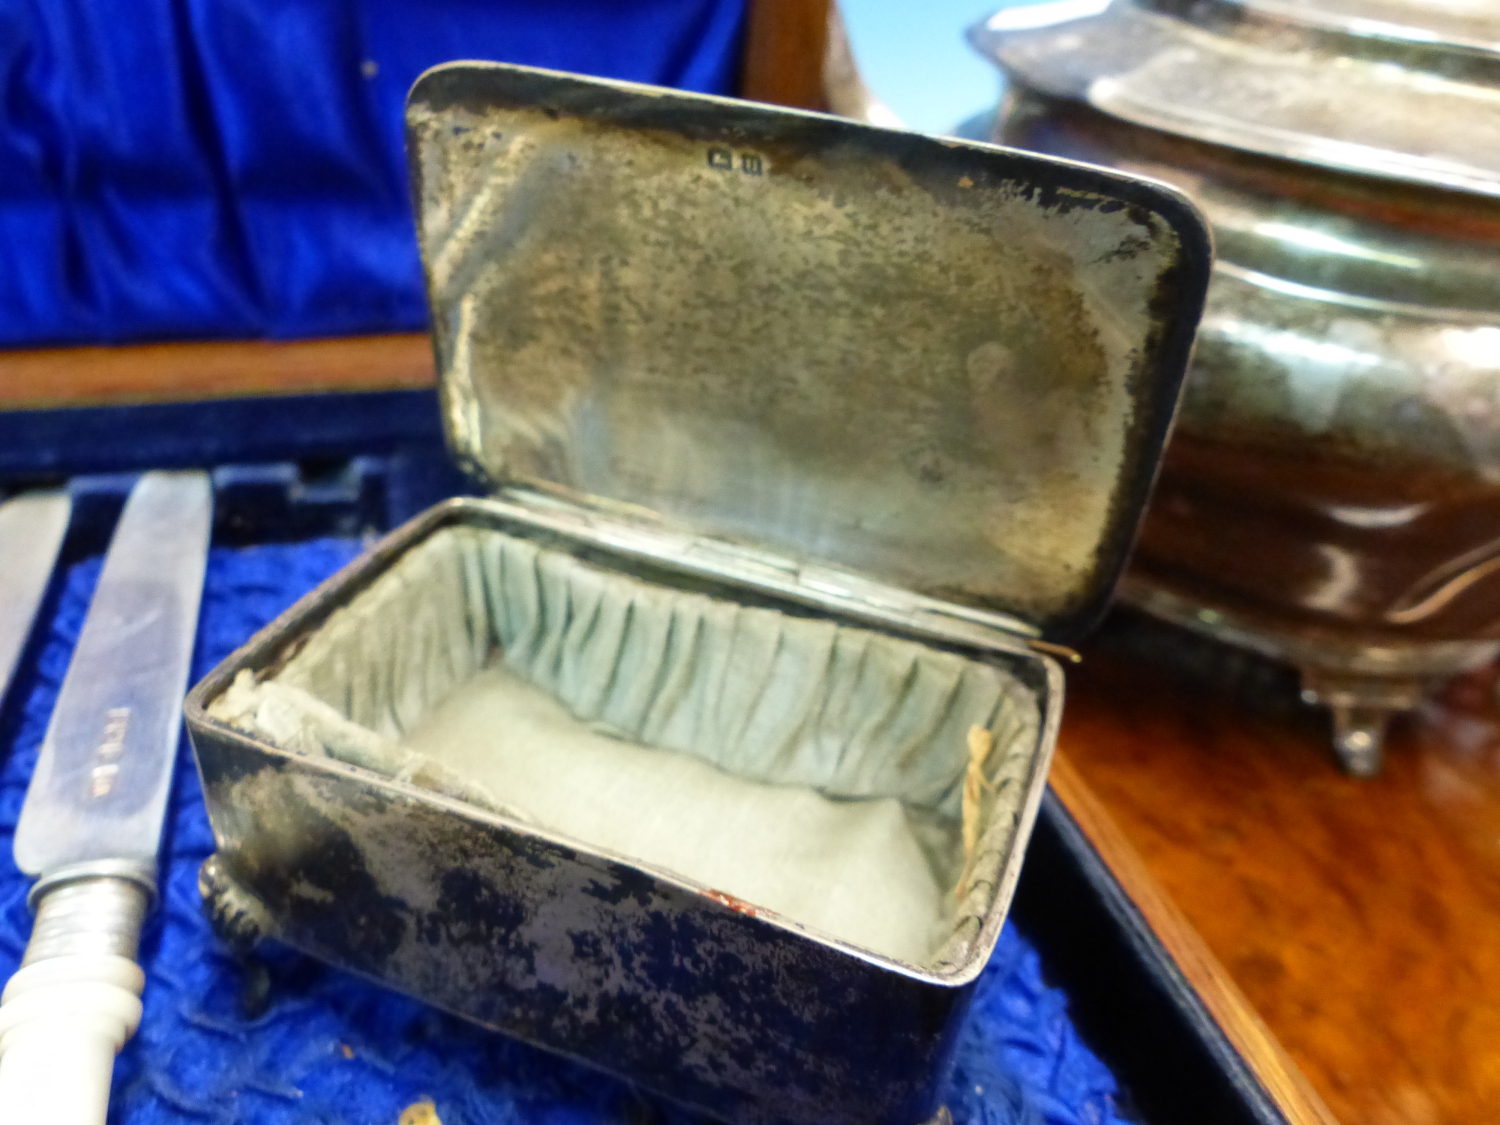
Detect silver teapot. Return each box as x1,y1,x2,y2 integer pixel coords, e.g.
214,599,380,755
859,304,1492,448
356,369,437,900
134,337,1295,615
973,0,1500,774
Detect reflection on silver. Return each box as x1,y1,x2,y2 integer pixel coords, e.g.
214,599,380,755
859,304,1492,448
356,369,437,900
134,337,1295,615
976,0,1500,772
15,471,213,881
1122,575,1500,776
1232,0,1500,54
1303,544,1362,615
1233,221,1423,273
985,0,1109,33
974,0,1500,196
1326,503,1427,530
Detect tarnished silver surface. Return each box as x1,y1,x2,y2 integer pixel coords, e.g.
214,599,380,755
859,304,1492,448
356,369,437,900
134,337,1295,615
977,1,1500,771
1120,574,1500,775
407,62,1209,641
1004,103,1500,476
21,878,150,966
0,491,70,708
1230,0,1500,54
1189,263,1500,475
187,498,1065,1125
15,471,212,882
1181,172,1500,478
973,0,1500,196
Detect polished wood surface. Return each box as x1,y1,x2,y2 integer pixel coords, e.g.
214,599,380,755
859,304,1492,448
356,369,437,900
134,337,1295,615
1049,752,1339,1125
1061,623,1500,1125
740,0,832,111
0,333,435,410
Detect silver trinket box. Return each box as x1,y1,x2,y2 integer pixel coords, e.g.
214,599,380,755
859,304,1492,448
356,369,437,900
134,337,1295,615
184,63,1209,1125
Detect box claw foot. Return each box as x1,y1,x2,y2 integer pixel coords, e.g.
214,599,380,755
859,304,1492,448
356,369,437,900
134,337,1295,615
199,854,271,953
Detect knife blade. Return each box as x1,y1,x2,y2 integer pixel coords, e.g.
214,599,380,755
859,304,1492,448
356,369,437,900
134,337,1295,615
0,470,212,1125
0,491,72,709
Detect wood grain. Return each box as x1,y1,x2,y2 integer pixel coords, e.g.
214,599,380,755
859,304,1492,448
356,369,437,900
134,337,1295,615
1060,626,1500,1125
0,334,435,409
1049,751,1340,1125
740,0,832,111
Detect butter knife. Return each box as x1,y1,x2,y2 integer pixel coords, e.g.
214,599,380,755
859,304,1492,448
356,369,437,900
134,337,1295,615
0,491,72,708
0,471,212,1125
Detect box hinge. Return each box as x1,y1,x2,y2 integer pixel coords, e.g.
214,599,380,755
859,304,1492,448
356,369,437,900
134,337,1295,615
495,487,1051,657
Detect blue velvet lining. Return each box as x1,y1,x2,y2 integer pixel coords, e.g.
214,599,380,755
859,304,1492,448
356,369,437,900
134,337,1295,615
0,0,745,347
0,538,1129,1125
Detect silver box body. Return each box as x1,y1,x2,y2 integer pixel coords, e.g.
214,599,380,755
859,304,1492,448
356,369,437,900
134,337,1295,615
186,63,1210,1125
186,499,1060,1125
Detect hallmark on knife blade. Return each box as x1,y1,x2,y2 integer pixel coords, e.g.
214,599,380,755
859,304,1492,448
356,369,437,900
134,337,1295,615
89,707,131,798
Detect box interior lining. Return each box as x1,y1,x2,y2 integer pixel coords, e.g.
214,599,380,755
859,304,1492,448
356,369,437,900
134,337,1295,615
209,522,1043,970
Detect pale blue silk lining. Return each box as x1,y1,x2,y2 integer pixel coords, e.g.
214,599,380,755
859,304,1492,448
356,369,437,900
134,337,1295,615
214,525,1042,967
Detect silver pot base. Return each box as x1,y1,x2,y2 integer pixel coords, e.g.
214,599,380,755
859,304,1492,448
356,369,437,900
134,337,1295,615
1120,576,1500,776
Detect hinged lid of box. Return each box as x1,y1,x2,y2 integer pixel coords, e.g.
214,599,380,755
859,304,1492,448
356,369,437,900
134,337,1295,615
406,63,1210,642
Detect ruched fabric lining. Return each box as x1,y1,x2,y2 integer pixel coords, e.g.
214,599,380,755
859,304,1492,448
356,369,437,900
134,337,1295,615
210,525,1042,969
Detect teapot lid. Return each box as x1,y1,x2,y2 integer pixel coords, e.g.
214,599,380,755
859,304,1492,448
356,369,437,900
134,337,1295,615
972,0,1500,197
